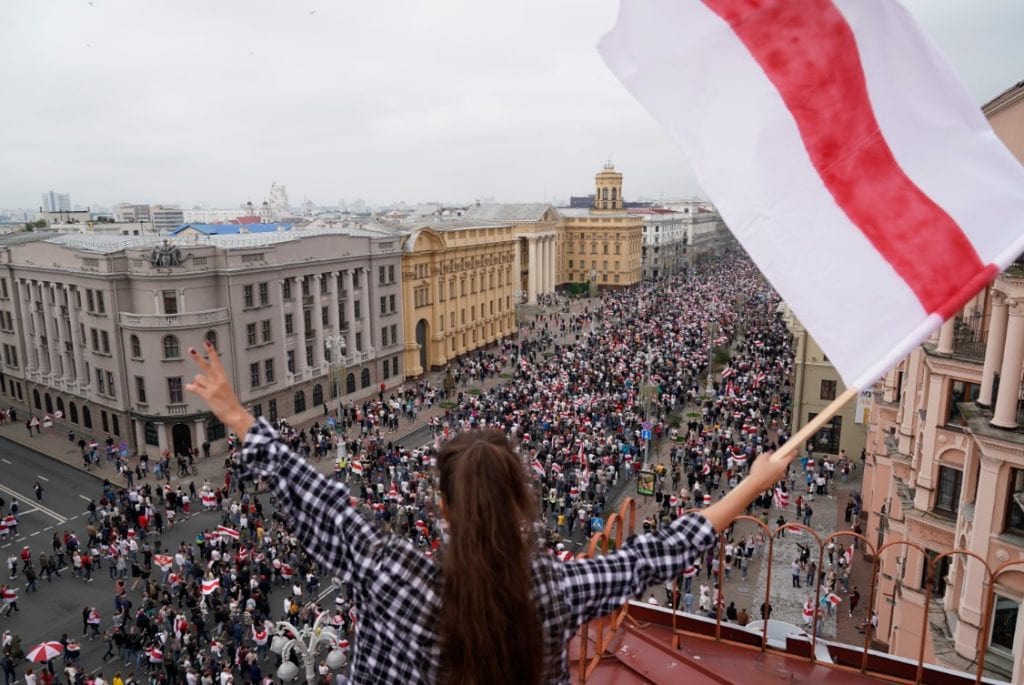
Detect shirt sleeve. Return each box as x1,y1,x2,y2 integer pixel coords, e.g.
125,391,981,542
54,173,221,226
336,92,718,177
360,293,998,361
238,417,380,585
559,512,718,627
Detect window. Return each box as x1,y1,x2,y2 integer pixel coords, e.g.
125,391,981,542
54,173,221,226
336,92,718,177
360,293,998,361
355,332,363,352
243,284,254,308
83,406,92,428
287,350,295,373
163,335,180,359
261,320,272,343
168,377,184,403
303,309,312,334
320,276,328,295
352,270,360,289
282,280,292,300
381,327,388,346
250,362,260,388
135,377,147,404
354,301,361,320
380,296,387,315
101,410,109,433
946,380,980,425
206,416,226,441
145,421,159,447
86,289,95,312
106,371,115,398
268,399,278,422
305,344,313,367
264,359,275,384
322,306,329,327
294,390,306,414
919,549,949,598
990,595,1018,654
313,384,324,406
258,282,269,306
91,328,99,351
205,330,217,351
389,294,396,313
346,373,356,393
252,403,262,419
935,465,962,515
388,265,395,283
1005,468,1024,535
246,323,257,346
361,368,371,388
820,379,837,401
379,266,386,285
96,291,105,314
285,314,294,335
96,368,105,394
112,415,120,437
100,330,110,354
383,361,390,380
390,325,397,345
162,290,178,314
130,335,142,358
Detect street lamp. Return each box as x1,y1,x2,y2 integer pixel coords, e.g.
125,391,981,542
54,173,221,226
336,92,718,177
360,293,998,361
268,604,347,683
325,334,347,462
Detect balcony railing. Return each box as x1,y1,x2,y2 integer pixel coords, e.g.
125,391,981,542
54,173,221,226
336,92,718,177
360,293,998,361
575,498,1023,684
166,404,189,415
952,311,986,361
119,308,230,328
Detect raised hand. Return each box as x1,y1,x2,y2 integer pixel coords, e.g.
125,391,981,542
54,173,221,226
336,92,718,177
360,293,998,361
186,340,255,438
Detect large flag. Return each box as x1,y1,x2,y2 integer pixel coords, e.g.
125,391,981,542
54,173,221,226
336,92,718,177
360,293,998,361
599,0,1024,389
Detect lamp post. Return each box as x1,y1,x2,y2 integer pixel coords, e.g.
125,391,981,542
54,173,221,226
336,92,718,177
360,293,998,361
268,605,347,683
324,334,347,462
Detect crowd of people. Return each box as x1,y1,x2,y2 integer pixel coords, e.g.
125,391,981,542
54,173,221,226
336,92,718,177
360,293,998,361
1,253,869,684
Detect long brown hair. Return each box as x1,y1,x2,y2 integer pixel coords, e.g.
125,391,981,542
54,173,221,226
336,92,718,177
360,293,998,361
436,430,543,684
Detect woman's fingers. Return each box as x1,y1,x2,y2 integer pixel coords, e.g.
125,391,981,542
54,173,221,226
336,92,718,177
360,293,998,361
189,347,212,374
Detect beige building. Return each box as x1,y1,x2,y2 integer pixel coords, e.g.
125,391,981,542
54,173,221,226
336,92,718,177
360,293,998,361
0,228,404,456
400,221,517,376
782,304,866,458
862,80,1024,683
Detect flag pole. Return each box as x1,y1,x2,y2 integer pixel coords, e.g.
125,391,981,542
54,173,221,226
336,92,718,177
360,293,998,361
772,386,859,464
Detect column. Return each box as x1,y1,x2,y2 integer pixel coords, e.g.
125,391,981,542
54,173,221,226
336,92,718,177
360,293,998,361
344,270,356,354
364,267,376,357
328,271,339,339
356,267,368,352
16,280,35,373
312,274,324,367
295,276,308,370
527,237,538,305
979,292,1008,407
936,317,955,354
276,279,289,380
43,284,61,376
31,284,48,375
512,238,521,300
193,418,207,448
65,285,87,386
992,299,1024,428
954,455,1002,646
545,236,554,293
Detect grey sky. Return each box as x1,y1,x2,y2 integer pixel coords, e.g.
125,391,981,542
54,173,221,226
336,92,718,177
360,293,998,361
1,0,1022,210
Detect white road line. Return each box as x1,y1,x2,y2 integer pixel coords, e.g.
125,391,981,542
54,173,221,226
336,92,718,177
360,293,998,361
30,531,39,536
0,483,67,524
78,494,91,502
44,526,52,532
19,507,39,517
0,458,10,464
37,475,49,482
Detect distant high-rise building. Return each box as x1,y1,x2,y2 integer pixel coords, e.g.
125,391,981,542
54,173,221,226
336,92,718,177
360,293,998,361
41,191,71,212
114,203,152,223
269,182,290,219
150,205,184,233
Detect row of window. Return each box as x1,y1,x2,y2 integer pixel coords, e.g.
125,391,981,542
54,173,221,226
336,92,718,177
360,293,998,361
933,464,1024,537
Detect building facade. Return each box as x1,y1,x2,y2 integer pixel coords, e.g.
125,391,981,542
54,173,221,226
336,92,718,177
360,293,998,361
862,81,1024,684
41,191,71,212
0,228,404,457
631,208,686,280
400,222,516,376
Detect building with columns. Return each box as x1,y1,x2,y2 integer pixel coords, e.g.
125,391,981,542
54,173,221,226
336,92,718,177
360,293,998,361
0,228,404,457
560,164,643,288
861,80,1024,683
400,221,516,376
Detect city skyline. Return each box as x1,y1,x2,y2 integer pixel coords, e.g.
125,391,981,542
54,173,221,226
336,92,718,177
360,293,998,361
1,1,1022,209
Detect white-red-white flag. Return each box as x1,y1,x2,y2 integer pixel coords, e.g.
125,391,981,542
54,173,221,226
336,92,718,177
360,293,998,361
217,525,240,540
599,0,1024,389
201,578,220,595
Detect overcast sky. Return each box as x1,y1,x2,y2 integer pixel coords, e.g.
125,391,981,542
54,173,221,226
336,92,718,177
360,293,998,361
1,0,1022,210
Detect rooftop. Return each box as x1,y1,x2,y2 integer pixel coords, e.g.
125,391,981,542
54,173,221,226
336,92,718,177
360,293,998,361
169,222,293,235
463,203,558,222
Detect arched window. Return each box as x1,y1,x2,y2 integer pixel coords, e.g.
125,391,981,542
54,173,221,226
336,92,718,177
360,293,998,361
83,406,93,429
69,402,79,424
44,393,53,414
33,389,41,410
360,368,371,389
312,384,323,407
163,335,180,359
294,390,306,414
345,373,356,394
56,397,65,416
130,335,142,358
611,187,617,202
601,187,608,200
205,330,217,350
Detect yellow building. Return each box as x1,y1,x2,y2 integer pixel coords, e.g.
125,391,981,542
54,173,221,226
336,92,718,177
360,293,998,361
400,221,517,375
560,164,643,288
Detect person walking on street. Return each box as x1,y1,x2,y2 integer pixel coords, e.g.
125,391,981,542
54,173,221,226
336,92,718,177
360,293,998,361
33,482,43,503
849,586,861,617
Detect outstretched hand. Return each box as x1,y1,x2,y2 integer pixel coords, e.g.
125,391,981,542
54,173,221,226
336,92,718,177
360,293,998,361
748,447,793,491
186,341,255,438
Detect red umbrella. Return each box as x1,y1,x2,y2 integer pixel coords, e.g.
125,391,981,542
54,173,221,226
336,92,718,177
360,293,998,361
26,642,63,663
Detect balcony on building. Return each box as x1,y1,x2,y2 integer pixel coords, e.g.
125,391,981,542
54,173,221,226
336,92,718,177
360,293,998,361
119,308,230,329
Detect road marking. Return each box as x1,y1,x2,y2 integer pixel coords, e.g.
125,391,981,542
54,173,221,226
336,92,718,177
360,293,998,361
37,475,49,482
30,531,39,536
79,494,91,502
19,508,39,517
0,458,10,464
69,515,79,521
44,526,52,532
0,483,67,524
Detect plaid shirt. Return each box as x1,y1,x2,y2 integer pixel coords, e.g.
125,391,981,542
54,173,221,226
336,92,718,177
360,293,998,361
241,418,717,684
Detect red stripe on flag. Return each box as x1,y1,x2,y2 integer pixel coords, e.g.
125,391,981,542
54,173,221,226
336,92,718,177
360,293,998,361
702,0,997,318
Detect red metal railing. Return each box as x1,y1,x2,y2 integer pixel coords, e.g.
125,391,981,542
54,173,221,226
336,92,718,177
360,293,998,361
575,502,1024,684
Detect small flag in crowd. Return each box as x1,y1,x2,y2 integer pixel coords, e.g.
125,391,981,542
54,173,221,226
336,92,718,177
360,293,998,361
827,593,843,607
599,0,1024,390
216,525,240,540
774,486,789,509
531,457,545,478
153,554,173,570
201,578,220,595
351,461,364,476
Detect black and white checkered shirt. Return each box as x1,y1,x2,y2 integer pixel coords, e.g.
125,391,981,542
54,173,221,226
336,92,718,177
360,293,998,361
241,418,717,684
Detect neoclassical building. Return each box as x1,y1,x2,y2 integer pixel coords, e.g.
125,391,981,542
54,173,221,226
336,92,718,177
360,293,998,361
400,221,517,376
862,80,1024,683
0,228,404,456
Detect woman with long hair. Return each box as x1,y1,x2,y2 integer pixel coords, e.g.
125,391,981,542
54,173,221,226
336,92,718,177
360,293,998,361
186,341,790,684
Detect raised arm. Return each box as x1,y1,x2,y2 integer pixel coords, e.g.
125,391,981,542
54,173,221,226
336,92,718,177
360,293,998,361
186,342,380,582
